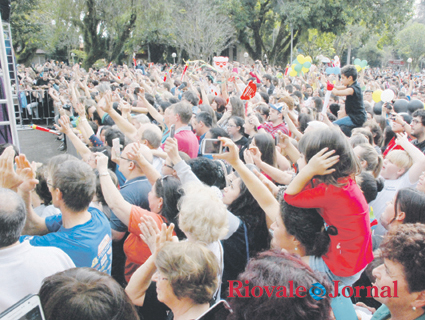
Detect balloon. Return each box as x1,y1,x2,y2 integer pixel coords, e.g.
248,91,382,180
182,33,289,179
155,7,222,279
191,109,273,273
381,89,395,103
355,65,362,72
373,101,383,115
393,99,409,113
292,59,299,65
302,67,309,73
372,90,382,103
297,54,306,64
289,70,298,77
354,58,361,66
291,64,297,70
325,67,340,75
294,64,302,72
303,61,312,68
407,99,425,114
305,56,312,63
277,72,283,79
360,60,368,68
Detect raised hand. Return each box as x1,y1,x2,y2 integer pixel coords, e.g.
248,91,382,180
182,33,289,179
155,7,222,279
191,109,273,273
163,137,181,165
54,115,72,135
0,146,23,190
16,154,38,193
213,137,240,167
305,148,339,176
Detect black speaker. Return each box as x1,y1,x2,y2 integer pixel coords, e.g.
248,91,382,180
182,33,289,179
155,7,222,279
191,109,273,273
0,0,10,22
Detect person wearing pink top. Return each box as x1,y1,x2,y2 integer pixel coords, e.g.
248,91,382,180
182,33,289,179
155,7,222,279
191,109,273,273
162,101,199,158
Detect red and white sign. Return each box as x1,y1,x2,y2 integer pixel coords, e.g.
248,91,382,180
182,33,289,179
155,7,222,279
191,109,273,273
240,81,257,100
213,56,229,71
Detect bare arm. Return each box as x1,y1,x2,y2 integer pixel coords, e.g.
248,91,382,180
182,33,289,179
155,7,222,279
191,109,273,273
96,153,132,226
396,133,425,183
214,138,279,228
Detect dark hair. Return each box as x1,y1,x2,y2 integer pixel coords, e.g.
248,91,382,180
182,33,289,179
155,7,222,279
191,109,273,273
298,113,313,133
312,97,323,112
356,172,384,203
382,126,396,153
154,176,185,239
198,104,217,127
87,107,102,124
263,74,272,82
352,128,373,145
0,188,26,248
230,97,245,118
51,160,96,212
182,90,200,106
104,129,125,148
363,120,384,147
394,188,425,225
159,101,172,113
229,116,245,135
253,133,276,167
412,109,425,126
196,111,212,128
144,93,155,106
380,223,425,294
256,104,270,118
298,128,360,187
35,166,52,205
88,120,98,134
213,96,227,113
281,200,330,257
228,178,270,255
329,103,340,118
341,65,358,81
188,157,226,190
208,127,230,139
39,268,139,320
285,84,294,93
259,92,269,104
227,250,332,320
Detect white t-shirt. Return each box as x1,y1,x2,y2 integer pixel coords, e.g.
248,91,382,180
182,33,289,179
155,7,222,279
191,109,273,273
370,170,417,236
0,242,75,313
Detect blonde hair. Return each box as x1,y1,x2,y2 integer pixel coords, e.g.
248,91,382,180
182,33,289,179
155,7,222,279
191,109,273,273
178,182,228,243
156,242,218,304
386,150,413,172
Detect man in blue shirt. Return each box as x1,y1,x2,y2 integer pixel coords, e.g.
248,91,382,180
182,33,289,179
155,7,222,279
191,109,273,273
192,111,213,157
18,156,112,274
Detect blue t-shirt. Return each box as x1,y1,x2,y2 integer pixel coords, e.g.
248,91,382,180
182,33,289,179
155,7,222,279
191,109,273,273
20,207,112,274
109,176,152,232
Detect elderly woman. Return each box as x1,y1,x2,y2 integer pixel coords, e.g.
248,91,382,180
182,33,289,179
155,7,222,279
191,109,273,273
126,239,219,320
371,223,425,319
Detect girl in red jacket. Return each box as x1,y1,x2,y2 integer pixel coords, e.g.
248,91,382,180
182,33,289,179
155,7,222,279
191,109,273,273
284,127,373,287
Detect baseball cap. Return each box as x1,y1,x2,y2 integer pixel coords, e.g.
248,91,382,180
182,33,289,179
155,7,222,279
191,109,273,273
270,103,284,113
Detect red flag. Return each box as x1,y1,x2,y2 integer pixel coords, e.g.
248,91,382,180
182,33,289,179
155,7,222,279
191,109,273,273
107,62,113,70
133,53,137,67
240,81,257,100
181,63,189,81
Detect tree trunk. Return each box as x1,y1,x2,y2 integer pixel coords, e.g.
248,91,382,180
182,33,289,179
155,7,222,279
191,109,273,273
346,43,351,65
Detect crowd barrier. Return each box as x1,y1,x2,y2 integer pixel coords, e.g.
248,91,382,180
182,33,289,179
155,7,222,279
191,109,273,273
18,89,56,124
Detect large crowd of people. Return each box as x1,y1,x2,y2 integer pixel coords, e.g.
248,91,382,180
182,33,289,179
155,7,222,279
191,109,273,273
1,58,425,319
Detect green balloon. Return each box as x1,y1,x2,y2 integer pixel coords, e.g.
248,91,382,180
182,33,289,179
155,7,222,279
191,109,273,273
360,60,368,68
303,61,311,68
294,64,302,72
292,59,299,65
354,58,361,66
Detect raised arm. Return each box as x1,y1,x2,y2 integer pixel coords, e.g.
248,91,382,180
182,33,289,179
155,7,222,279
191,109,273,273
396,133,425,183
214,138,279,228
100,92,139,142
285,148,339,195
127,143,162,186
54,115,92,162
96,152,132,226
137,89,164,124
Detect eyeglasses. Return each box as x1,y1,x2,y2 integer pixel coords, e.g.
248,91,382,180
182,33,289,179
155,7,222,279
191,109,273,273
120,156,140,168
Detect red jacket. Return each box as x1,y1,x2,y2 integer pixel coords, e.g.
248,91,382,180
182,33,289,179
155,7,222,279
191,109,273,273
284,177,373,277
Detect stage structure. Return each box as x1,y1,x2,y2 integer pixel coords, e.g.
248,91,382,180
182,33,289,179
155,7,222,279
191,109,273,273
0,0,20,148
